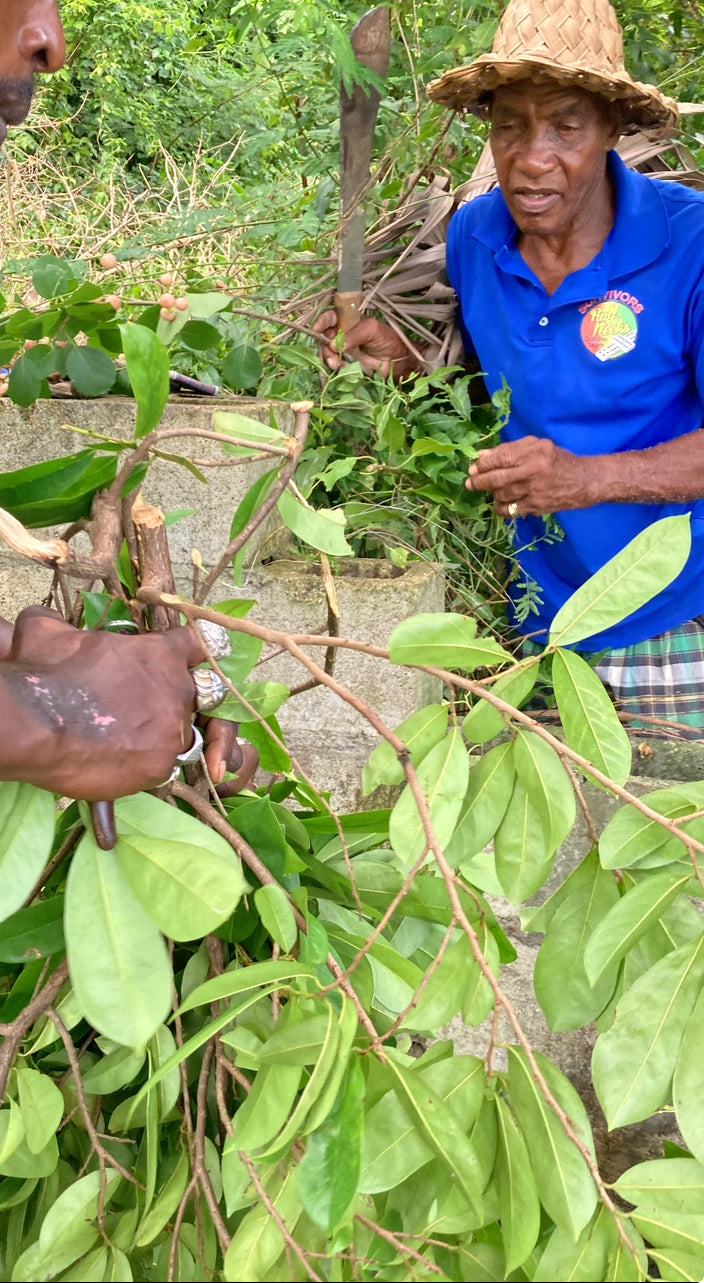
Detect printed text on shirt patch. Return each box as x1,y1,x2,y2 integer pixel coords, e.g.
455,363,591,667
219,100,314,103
580,298,640,362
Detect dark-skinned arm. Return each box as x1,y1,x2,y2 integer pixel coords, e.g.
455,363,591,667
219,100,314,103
467,429,704,518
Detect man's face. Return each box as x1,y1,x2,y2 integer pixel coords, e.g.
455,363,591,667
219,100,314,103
489,82,619,239
0,1,65,146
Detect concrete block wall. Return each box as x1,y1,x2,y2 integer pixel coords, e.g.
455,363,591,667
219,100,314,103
236,558,445,811
0,395,293,614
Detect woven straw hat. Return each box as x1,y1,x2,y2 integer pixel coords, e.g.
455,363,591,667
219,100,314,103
427,0,677,135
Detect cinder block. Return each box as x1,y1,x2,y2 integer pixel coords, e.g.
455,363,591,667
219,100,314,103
0,395,294,612
237,558,446,810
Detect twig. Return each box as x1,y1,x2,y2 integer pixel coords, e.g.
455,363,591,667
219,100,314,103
355,1214,444,1277
170,781,379,1043
194,1043,231,1258
376,917,457,1046
48,1010,141,1191
0,960,69,1102
169,1178,197,1283
238,1152,322,1283
195,400,312,603
563,758,600,848
21,822,84,909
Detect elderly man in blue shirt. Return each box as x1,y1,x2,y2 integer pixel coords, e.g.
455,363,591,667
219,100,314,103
317,0,704,736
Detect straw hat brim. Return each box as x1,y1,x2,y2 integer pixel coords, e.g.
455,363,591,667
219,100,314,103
427,55,677,135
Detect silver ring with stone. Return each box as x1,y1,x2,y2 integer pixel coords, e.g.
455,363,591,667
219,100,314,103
507,501,519,519
193,668,227,714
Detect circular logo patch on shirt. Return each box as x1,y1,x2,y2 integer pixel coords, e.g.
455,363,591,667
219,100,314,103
581,301,638,362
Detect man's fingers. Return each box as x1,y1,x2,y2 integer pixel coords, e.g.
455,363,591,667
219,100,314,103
203,717,242,786
313,310,338,334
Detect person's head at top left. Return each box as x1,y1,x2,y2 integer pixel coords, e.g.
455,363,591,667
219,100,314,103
0,1,65,146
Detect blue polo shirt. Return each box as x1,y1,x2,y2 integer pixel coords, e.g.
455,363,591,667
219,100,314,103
446,150,704,650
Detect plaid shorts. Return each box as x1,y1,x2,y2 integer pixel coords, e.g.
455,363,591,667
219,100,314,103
524,617,704,740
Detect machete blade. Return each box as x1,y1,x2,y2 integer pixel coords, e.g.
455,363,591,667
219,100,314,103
336,7,391,328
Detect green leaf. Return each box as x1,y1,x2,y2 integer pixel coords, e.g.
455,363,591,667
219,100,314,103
82,1045,146,1096
211,680,290,725
277,488,352,556
386,1055,484,1218
120,324,170,438
66,346,116,397
180,319,221,350
553,648,632,786
227,796,288,881
303,998,359,1135
217,636,264,685
222,344,263,390
359,1055,484,1196
389,726,469,866
0,449,117,528
584,873,692,985
0,784,55,924
494,1095,541,1272
232,1061,303,1153
135,1151,190,1248
650,1249,704,1281
298,1057,365,1232
534,1205,621,1283
177,959,317,1015
673,986,704,1166
7,353,44,407
389,613,511,671
514,729,576,850
599,788,697,870
363,704,449,794
223,1167,300,1282
445,741,516,865
614,1158,704,1262
549,515,691,647
32,255,79,299
36,1171,121,1278
0,895,65,963
463,663,538,744
253,884,298,953
0,1101,26,1167
15,1068,63,1154
65,829,172,1048
257,1001,341,1158
494,779,555,903
507,1046,597,1238
534,860,620,1031
114,793,246,940
256,1013,331,1066
592,936,704,1127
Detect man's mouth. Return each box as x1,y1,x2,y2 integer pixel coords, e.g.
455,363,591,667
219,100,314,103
0,83,35,144
512,188,561,214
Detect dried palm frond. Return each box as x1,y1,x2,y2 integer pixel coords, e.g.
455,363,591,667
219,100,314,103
285,121,704,369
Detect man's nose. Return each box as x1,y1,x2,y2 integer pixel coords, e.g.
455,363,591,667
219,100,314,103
518,125,555,175
18,3,66,75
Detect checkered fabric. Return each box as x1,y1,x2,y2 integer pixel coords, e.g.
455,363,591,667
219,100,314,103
524,617,704,740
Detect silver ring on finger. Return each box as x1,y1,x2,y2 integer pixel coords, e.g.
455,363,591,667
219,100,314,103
507,501,519,519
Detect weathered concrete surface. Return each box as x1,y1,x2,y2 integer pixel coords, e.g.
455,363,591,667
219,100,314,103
0,395,293,611
237,558,445,811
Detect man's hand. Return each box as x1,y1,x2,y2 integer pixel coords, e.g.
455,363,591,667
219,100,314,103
314,311,420,380
467,436,598,517
0,607,207,802
201,717,259,794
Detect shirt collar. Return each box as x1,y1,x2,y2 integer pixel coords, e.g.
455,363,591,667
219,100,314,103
471,149,670,277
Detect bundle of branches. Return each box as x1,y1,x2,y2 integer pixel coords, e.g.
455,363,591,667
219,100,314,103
282,120,704,370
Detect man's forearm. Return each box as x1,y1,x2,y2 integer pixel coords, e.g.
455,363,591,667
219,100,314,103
586,428,704,506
